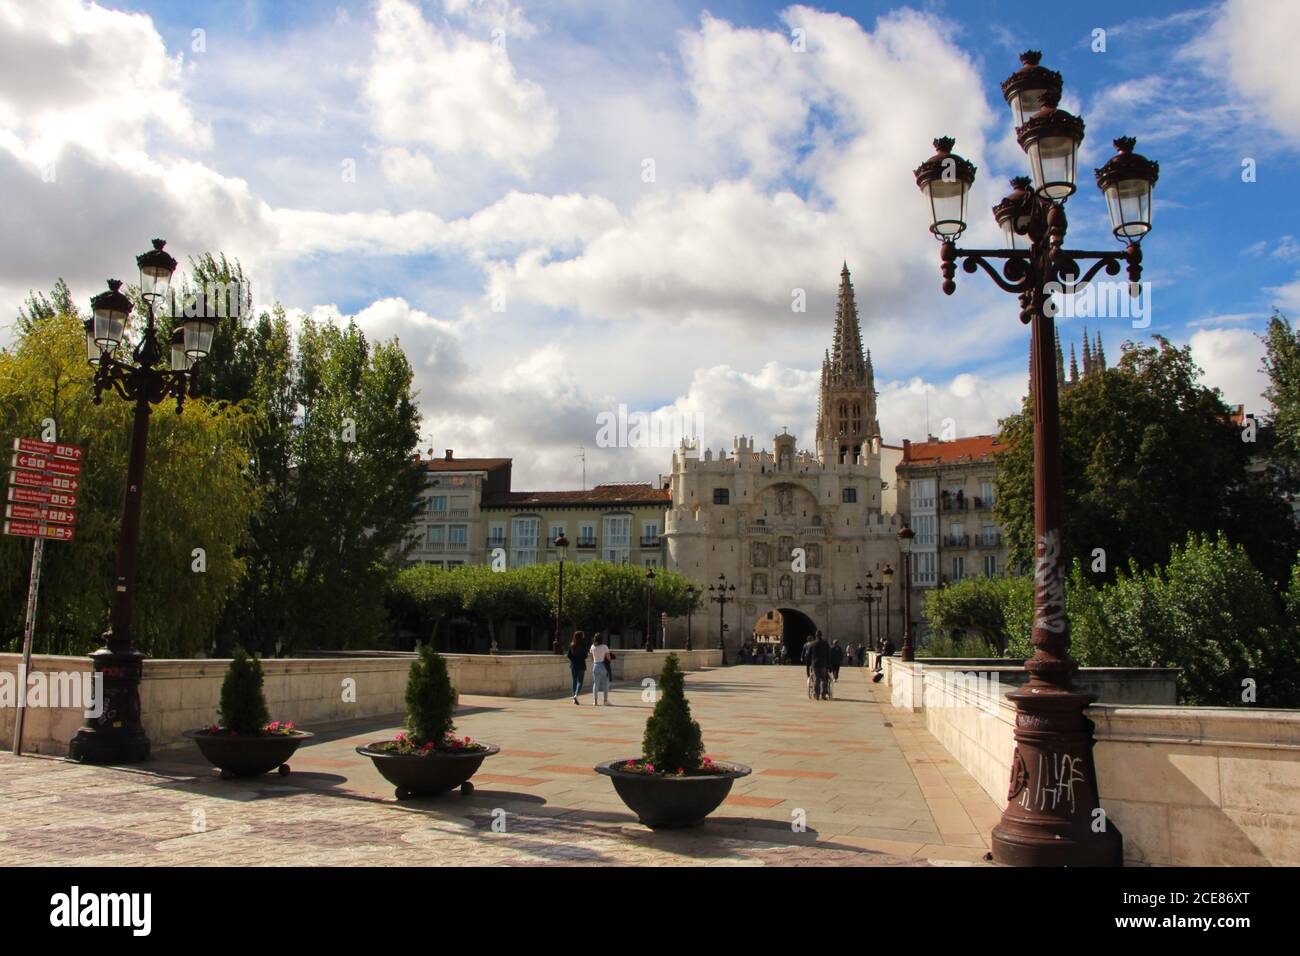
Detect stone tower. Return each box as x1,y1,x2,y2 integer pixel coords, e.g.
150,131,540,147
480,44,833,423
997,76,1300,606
816,263,881,465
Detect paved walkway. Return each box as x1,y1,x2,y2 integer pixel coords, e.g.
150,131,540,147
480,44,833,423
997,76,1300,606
0,664,1001,866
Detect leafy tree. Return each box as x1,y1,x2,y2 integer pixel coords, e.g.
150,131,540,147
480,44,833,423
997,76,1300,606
183,254,424,656
405,643,456,745
996,336,1297,585
1261,310,1300,496
0,295,259,657
642,654,704,771
218,646,270,734
921,575,1030,654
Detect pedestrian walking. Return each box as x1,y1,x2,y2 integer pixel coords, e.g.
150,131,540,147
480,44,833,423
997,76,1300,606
830,639,844,681
566,631,587,704
589,632,613,705
811,631,831,700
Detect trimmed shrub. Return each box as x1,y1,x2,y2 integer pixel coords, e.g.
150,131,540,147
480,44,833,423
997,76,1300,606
406,642,456,745
642,654,704,772
218,645,270,734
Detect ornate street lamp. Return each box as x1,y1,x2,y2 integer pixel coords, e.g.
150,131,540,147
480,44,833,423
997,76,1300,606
707,573,735,665
911,52,1155,867
553,533,569,654
881,563,895,642
644,567,656,651
685,585,698,651
897,526,915,661
70,239,215,764
854,581,875,648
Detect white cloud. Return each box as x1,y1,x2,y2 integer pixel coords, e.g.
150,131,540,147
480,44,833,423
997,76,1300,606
364,0,557,174
1190,326,1268,411
1191,0,1300,148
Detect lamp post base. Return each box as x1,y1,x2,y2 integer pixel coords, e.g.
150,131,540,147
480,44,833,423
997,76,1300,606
67,646,151,765
991,683,1122,867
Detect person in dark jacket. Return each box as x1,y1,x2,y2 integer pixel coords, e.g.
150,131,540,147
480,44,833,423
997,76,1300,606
801,637,815,677
811,631,831,700
566,632,587,704
830,640,844,680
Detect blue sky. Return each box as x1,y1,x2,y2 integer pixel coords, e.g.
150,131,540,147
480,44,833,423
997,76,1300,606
2,0,1297,487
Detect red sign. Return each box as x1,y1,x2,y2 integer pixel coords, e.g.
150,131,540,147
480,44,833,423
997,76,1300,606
11,453,80,476
3,520,75,541
5,504,76,524
12,438,82,461
7,486,77,508
9,470,80,493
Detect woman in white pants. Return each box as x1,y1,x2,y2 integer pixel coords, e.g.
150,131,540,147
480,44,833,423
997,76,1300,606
588,632,612,705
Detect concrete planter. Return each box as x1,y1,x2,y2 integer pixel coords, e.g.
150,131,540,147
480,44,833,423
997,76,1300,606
184,729,313,779
594,758,751,828
358,743,500,799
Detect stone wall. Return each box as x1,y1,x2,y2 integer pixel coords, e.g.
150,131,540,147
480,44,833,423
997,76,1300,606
2,649,721,756
880,657,1300,866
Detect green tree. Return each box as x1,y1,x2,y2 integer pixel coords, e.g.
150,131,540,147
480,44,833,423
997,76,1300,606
217,645,271,733
996,336,1296,585
0,296,259,657
642,654,704,771
921,575,1030,654
404,643,456,745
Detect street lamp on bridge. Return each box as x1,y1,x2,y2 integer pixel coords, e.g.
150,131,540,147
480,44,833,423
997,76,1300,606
707,573,735,665
912,51,1157,867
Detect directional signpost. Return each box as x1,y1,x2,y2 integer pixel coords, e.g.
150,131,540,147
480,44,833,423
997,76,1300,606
6,437,82,755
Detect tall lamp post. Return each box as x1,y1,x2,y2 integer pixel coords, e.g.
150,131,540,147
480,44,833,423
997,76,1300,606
685,585,697,651
553,533,569,654
898,526,915,661
707,573,735,665
644,567,656,651
912,51,1155,867
69,239,216,764
881,563,894,643
854,582,875,648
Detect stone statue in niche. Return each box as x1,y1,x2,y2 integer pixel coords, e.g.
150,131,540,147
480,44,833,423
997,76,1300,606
752,542,770,566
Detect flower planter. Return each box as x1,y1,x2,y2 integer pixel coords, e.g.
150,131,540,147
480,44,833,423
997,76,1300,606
594,758,752,828
357,743,500,799
184,729,313,779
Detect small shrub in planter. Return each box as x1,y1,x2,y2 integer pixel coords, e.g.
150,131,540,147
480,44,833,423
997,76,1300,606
595,654,751,827
357,643,498,798
184,646,312,778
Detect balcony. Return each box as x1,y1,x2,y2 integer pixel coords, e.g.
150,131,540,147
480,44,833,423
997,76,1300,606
446,541,468,552
940,497,970,512
976,532,1002,547
447,508,470,518
973,496,995,510
575,537,597,549
639,535,661,548
485,538,506,549
943,534,970,548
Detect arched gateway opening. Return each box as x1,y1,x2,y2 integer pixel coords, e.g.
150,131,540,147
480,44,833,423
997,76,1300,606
753,608,819,663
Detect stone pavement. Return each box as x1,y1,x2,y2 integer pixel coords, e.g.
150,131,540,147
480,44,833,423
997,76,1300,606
0,663,1001,866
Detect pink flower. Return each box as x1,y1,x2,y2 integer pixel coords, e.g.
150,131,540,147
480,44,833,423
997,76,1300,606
645,763,655,773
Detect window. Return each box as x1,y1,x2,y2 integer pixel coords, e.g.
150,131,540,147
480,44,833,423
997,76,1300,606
911,551,937,586
428,495,447,513
910,478,936,511
578,522,596,546
842,487,857,503
603,515,631,563
980,481,995,505
449,495,469,517
487,524,506,547
984,555,997,578
549,524,566,546
512,516,539,566
449,525,468,550
427,526,445,548
640,521,660,547
951,556,965,580
713,488,730,505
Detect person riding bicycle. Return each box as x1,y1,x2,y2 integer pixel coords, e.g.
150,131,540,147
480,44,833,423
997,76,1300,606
810,630,831,700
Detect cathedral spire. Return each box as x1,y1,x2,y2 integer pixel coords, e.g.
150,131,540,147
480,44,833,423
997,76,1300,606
1069,343,1079,385
831,265,867,387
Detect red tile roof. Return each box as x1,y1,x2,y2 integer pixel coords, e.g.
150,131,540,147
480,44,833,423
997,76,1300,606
483,483,670,508
901,435,1001,465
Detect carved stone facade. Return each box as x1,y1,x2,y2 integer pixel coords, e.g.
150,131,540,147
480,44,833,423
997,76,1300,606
663,266,905,658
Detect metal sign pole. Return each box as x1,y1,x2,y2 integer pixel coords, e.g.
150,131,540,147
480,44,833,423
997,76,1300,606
12,535,45,756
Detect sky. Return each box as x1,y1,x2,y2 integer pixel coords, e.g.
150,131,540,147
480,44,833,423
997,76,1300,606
2,0,1298,489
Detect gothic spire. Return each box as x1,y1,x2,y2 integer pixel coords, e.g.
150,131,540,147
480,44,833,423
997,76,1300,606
1069,343,1079,385
1082,326,1093,376
1095,331,1106,371
831,264,867,387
